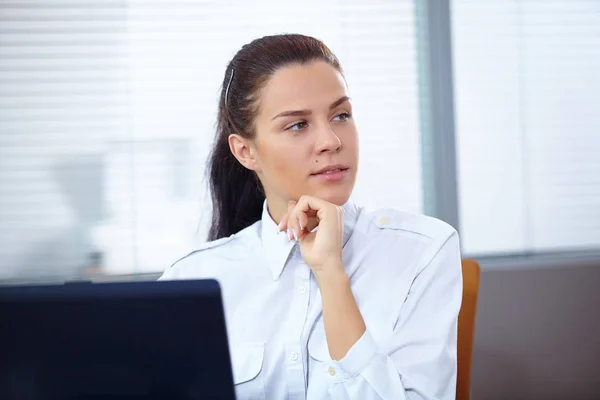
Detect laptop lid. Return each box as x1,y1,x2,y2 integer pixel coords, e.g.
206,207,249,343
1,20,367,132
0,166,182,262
0,279,235,400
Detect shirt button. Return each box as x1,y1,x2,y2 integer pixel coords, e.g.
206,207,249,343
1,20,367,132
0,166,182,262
298,285,306,294
290,352,299,362
328,367,336,376
379,217,389,226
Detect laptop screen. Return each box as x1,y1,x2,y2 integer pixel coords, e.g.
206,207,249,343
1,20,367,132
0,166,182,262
0,279,235,400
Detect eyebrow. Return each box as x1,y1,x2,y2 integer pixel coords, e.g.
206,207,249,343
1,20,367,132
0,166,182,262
271,96,351,121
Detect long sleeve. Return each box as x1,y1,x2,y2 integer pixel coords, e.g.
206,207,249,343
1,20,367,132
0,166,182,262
319,230,463,399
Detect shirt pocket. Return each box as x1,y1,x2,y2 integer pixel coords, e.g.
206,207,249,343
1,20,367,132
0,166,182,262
230,342,266,400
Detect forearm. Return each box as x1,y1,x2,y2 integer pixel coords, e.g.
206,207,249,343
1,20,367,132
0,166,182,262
316,263,366,361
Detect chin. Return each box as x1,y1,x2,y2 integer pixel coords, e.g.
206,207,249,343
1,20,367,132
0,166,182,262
308,175,356,205
314,187,353,206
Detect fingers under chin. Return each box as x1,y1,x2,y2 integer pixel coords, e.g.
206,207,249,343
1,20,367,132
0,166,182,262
304,216,319,232
282,200,321,236
294,215,305,240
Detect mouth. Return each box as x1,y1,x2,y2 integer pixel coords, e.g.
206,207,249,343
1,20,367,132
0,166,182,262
311,165,350,176
310,165,350,182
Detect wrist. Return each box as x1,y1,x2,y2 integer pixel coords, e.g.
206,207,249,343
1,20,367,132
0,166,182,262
314,261,348,288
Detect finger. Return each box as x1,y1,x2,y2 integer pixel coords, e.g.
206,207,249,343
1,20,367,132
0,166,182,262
295,195,336,225
287,201,299,239
286,203,303,241
298,211,309,234
288,210,303,241
284,200,306,241
297,195,344,234
277,201,297,232
289,205,308,236
277,211,289,232
304,210,319,233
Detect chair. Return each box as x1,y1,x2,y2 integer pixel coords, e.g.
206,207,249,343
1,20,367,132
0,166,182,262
456,259,481,400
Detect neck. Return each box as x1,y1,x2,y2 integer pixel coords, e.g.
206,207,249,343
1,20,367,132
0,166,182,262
265,195,289,226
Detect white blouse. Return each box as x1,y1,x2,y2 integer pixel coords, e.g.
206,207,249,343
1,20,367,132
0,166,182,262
159,200,463,399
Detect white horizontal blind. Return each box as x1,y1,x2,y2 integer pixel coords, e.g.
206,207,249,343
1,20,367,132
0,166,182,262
452,0,600,255
0,1,133,280
0,0,422,280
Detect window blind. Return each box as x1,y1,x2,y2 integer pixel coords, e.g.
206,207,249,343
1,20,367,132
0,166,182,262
0,1,132,280
452,0,600,255
0,0,423,279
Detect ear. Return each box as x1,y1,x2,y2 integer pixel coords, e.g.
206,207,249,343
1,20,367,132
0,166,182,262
228,134,261,172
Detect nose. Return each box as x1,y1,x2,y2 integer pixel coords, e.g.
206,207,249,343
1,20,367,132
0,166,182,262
315,123,342,154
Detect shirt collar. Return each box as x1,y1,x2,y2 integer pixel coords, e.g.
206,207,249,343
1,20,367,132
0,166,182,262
260,199,360,281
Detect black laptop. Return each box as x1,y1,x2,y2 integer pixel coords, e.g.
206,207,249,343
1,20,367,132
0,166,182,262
0,279,235,399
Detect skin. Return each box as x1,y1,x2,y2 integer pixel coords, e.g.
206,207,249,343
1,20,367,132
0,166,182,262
228,61,366,361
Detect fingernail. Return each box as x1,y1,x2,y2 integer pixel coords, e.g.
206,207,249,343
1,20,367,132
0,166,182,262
277,220,284,231
299,222,304,231
292,229,298,241
287,228,293,240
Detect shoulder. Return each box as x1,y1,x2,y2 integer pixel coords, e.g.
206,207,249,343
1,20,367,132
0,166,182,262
353,206,461,284
159,222,260,280
173,234,239,264
353,206,460,270
359,206,457,244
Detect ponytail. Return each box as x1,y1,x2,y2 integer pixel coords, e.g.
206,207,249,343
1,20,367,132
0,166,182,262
207,124,264,241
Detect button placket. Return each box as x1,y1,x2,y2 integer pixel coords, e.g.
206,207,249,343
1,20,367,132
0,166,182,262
282,248,312,397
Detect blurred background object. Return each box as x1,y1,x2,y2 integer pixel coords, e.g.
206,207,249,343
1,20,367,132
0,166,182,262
452,0,600,255
0,0,424,279
0,1,599,399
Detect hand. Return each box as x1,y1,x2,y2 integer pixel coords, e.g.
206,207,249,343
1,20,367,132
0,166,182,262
279,197,365,362
278,195,345,274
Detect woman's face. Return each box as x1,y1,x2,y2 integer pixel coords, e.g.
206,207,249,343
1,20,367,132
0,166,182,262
246,61,359,212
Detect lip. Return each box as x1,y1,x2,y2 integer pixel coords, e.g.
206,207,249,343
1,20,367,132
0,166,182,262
310,164,350,176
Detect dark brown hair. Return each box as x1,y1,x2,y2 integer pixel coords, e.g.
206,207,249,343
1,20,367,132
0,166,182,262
207,34,343,241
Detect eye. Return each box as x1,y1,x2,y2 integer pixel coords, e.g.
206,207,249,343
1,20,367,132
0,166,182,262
332,112,351,122
286,121,308,132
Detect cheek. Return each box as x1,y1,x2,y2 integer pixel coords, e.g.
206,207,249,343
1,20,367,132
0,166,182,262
270,146,306,176
341,125,359,153
346,130,358,148
257,137,309,178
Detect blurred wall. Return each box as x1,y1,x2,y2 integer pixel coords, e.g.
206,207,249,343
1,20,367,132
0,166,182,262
472,262,600,400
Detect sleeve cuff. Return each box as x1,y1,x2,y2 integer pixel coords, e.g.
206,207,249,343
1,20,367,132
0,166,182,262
323,329,379,383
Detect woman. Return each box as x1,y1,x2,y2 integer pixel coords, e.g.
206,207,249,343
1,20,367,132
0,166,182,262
160,34,462,400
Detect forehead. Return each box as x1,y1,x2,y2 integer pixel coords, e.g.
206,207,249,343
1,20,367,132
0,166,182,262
258,61,348,117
